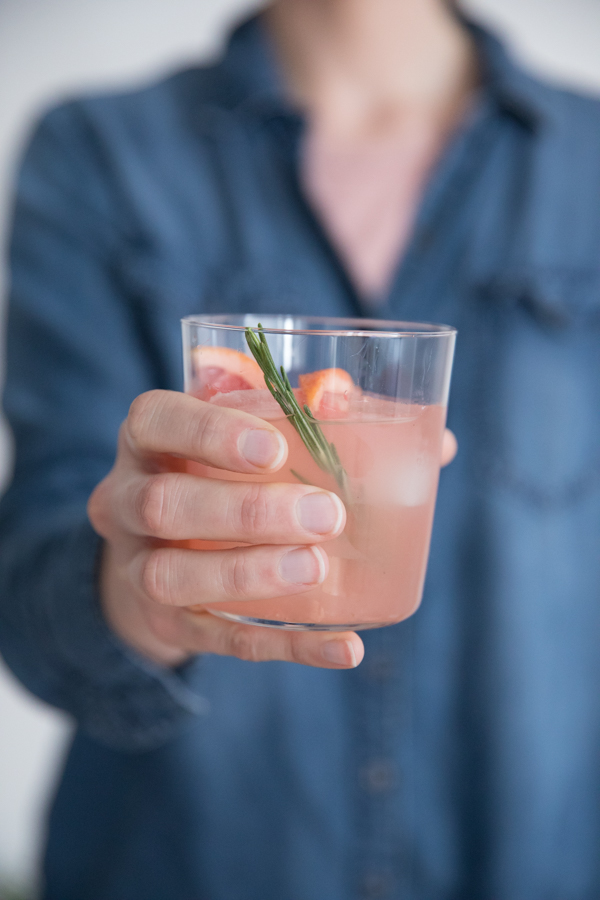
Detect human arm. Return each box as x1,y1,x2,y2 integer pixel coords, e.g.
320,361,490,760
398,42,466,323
0,102,362,751
0,103,209,750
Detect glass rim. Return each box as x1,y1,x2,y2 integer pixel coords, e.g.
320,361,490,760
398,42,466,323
181,314,456,338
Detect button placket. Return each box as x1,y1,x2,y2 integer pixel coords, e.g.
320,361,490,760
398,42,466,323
349,622,415,899
360,871,394,899
360,759,398,794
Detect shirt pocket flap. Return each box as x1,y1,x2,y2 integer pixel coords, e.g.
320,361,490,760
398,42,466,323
477,268,600,507
480,267,600,327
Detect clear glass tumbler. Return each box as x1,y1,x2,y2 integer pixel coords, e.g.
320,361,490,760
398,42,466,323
181,314,456,631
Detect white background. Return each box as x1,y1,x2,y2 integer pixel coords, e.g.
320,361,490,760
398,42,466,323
1,0,600,894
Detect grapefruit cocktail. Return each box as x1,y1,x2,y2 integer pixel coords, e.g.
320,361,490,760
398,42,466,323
181,315,456,631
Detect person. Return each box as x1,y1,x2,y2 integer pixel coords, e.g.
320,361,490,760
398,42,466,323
1,0,600,896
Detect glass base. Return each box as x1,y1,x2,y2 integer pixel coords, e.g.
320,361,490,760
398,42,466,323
209,609,392,632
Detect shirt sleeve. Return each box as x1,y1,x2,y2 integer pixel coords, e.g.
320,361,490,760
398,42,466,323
0,101,207,752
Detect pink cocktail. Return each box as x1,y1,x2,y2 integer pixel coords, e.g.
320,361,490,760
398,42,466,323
181,315,456,631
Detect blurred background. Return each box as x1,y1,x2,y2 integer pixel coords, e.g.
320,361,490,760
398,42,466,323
1,0,600,896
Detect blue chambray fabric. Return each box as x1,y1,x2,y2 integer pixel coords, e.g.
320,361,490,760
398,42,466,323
1,15,600,900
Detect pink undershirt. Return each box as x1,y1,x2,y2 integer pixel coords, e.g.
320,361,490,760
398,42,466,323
302,123,450,304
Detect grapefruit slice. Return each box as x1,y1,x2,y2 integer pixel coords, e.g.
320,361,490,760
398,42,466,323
192,346,265,401
298,368,355,419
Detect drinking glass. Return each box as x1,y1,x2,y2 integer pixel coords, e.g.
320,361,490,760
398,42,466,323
181,314,456,631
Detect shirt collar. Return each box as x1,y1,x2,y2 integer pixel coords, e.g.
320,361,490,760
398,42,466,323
464,19,557,128
214,12,556,129
208,16,291,118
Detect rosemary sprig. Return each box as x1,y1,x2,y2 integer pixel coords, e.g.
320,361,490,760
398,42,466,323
245,324,350,500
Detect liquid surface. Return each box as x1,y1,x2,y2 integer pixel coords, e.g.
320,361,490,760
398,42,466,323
185,389,446,628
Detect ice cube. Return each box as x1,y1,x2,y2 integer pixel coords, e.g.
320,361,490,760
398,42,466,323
366,455,434,507
389,461,434,507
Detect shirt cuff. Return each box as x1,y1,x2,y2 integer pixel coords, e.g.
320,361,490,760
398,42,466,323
46,519,209,751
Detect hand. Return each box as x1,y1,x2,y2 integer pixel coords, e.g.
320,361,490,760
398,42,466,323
88,390,457,670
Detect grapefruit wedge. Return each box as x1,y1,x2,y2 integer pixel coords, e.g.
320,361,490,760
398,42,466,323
298,367,355,419
192,346,265,401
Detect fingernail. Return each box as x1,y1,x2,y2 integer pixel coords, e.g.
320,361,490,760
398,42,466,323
321,640,358,667
296,492,344,535
240,429,285,468
279,547,326,585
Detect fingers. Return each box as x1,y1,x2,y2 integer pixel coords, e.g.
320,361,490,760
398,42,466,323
126,390,287,474
134,544,330,608
116,472,345,543
441,429,458,467
182,610,365,669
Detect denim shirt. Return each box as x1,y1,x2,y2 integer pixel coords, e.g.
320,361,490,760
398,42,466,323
2,15,600,900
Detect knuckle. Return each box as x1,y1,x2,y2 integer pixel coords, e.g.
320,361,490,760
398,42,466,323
235,483,271,537
116,419,130,452
192,404,218,445
87,478,113,538
137,474,172,536
140,549,172,606
289,633,309,665
221,553,253,600
190,404,231,456
127,390,164,447
228,626,261,662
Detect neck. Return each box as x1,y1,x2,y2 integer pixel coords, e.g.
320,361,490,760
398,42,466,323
264,0,478,139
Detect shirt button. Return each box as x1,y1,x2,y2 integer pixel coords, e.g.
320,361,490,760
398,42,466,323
364,654,394,682
360,872,393,898
360,759,397,793
417,227,436,252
